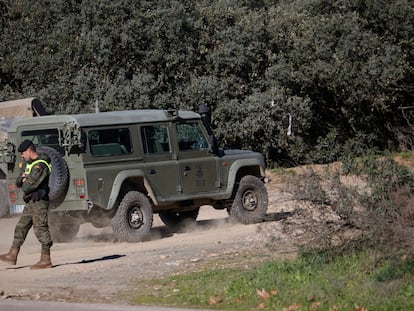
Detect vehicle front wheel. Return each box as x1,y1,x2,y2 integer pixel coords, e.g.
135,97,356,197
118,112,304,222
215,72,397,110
229,175,268,224
111,191,153,242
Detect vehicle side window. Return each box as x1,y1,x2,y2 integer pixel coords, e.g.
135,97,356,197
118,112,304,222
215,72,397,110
21,129,64,156
141,125,170,154
88,128,132,157
176,122,208,151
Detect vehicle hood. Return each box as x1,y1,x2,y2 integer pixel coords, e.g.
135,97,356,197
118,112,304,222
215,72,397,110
222,149,254,156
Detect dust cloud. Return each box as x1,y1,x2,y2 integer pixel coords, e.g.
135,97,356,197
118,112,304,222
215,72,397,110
68,206,230,244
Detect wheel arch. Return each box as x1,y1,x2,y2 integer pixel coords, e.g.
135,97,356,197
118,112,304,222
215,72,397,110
106,169,158,211
226,160,265,199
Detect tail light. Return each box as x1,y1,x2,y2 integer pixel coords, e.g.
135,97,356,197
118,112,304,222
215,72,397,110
9,191,16,204
73,178,86,199
8,183,18,204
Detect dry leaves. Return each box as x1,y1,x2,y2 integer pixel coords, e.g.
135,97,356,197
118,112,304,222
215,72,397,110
283,303,301,311
256,288,278,300
208,295,223,305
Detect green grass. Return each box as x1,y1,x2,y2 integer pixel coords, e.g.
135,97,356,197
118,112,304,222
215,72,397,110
122,250,414,310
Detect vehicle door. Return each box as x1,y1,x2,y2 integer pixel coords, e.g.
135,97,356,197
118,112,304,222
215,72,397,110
175,120,220,195
83,126,135,208
141,123,181,198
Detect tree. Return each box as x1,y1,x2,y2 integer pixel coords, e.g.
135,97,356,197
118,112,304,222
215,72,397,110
0,0,412,166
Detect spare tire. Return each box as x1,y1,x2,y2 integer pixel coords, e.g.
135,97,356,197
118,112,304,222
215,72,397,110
37,146,69,207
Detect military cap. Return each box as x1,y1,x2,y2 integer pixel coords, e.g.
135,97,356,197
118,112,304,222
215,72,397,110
18,139,34,152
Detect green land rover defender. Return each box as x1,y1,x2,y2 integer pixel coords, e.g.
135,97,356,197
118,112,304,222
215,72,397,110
2,106,268,242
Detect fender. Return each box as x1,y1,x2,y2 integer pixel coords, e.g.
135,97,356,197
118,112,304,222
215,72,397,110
105,169,158,210
224,158,266,197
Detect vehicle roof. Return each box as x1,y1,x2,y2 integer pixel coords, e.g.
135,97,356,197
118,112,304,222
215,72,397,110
8,109,201,131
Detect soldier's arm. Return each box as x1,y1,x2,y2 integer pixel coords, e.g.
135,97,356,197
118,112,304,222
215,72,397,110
16,174,24,188
21,163,49,194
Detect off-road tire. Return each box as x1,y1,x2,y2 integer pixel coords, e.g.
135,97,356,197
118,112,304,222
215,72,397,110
111,191,153,242
37,146,69,207
159,208,199,229
229,175,268,224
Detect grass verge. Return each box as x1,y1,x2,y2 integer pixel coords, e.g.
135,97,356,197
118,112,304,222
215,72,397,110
122,250,414,310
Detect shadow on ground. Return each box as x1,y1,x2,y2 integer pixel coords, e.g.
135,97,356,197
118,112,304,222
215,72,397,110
4,254,126,270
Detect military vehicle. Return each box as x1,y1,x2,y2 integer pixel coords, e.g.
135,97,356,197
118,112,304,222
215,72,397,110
1,105,268,242
0,98,48,218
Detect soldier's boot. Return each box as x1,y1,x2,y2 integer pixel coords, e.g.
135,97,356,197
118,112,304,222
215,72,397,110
30,250,52,270
0,246,20,265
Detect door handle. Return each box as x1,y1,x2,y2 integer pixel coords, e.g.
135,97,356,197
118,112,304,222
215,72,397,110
149,169,156,174
184,166,191,171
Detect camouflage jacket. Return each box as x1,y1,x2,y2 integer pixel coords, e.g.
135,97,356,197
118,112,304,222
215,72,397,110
16,153,51,200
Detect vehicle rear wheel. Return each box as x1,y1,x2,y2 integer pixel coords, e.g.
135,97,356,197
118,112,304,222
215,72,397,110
37,146,69,207
111,191,153,242
158,208,199,229
229,175,268,224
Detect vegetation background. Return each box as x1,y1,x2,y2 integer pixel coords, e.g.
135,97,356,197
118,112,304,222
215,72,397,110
0,0,413,166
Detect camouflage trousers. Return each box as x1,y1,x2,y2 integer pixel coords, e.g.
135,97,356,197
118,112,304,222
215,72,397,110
12,200,53,252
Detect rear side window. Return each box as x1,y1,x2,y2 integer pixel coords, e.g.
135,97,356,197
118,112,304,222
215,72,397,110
88,128,132,157
21,128,64,155
141,125,170,154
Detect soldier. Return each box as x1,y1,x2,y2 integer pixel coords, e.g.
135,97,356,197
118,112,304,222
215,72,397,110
0,139,53,269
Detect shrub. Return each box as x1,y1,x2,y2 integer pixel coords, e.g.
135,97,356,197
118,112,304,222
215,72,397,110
266,151,414,259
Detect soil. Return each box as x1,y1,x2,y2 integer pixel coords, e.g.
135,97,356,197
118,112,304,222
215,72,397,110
0,174,296,304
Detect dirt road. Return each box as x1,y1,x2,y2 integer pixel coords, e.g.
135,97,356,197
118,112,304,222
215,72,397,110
0,181,296,304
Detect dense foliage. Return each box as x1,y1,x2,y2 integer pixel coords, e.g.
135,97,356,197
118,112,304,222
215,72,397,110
0,0,412,166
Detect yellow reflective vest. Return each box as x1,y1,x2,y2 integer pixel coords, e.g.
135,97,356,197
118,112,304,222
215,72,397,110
24,159,52,174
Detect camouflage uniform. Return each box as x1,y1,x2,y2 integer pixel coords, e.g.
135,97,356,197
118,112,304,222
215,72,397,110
13,153,53,252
